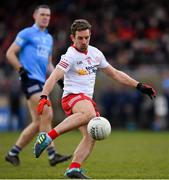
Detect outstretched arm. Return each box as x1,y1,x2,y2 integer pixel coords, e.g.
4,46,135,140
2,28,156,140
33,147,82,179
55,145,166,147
102,65,138,87
102,65,156,99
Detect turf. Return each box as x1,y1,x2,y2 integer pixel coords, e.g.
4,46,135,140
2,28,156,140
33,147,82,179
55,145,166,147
0,130,168,179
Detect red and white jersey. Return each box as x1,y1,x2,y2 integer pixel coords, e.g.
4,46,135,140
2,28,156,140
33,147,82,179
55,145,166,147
57,45,109,98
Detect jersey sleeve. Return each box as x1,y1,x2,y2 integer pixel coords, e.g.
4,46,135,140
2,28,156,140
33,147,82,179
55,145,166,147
56,54,73,73
98,52,110,68
15,29,28,48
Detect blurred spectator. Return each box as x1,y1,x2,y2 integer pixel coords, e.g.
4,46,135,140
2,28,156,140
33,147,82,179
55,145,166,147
0,0,169,67
100,84,143,130
161,70,169,129
0,0,169,130
153,95,168,130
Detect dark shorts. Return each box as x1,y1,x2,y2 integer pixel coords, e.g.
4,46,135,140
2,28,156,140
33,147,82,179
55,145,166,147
20,78,44,99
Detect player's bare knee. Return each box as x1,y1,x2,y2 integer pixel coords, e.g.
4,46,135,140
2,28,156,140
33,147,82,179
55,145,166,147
41,109,53,122
83,111,96,122
45,112,53,121
42,118,52,125
79,111,95,124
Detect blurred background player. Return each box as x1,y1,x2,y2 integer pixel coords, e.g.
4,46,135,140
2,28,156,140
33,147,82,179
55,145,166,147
33,19,156,178
5,4,71,166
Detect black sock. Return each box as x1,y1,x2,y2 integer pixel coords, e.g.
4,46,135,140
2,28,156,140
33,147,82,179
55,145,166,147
47,147,56,159
8,145,21,156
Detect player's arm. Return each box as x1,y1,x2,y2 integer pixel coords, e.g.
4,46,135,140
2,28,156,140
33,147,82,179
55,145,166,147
6,42,29,81
102,65,138,87
47,56,64,89
102,65,156,99
42,66,64,96
6,42,22,71
37,67,64,115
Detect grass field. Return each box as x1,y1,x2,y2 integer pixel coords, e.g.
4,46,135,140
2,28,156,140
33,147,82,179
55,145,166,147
0,130,168,179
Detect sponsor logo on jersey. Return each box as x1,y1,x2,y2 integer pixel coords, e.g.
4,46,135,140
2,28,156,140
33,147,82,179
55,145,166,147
86,65,97,74
37,45,50,58
77,65,97,75
77,61,83,65
85,57,92,65
77,69,89,75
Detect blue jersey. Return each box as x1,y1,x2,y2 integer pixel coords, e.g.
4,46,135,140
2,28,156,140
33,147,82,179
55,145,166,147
15,24,53,83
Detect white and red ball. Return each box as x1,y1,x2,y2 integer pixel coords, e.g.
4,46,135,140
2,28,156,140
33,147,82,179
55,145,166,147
87,116,111,140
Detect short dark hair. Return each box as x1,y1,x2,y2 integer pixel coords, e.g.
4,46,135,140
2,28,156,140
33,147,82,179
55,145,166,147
71,19,91,36
34,4,50,12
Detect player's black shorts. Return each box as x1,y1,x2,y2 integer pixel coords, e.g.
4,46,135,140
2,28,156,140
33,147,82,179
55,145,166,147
20,78,44,99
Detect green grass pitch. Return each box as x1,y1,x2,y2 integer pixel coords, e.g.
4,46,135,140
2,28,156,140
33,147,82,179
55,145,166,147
0,130,168,179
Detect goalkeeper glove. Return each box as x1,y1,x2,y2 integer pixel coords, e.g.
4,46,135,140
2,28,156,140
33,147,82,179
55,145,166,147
19,67,29,82
136,83,156,99
37,95,51,115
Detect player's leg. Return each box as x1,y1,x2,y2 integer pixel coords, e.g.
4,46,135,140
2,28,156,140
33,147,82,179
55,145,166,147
6,91,70,166
5,79,42,166
54,99,96,134
34,99,96,172
72,125,95,163
5,93,40,166
65,100,96,178
33,109,90,158
15,93,41,147
65,125,95,179
40,104,72,166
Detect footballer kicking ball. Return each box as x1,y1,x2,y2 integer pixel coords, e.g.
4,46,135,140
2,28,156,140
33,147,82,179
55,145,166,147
87,116,111,140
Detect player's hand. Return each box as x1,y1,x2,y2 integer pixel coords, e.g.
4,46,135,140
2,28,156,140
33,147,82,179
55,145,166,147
37,95,51,115
19,67,29,81
136,83,157,99
57,79,64,89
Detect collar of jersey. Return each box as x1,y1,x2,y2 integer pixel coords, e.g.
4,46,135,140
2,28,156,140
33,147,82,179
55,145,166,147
71,45,88,55
33,24,48,33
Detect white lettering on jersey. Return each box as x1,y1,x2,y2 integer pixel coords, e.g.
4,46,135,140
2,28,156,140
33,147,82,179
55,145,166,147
37,45,50,58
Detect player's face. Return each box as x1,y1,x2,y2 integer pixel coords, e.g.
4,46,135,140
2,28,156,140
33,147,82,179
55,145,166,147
71,29,91,52
34,8,51,29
